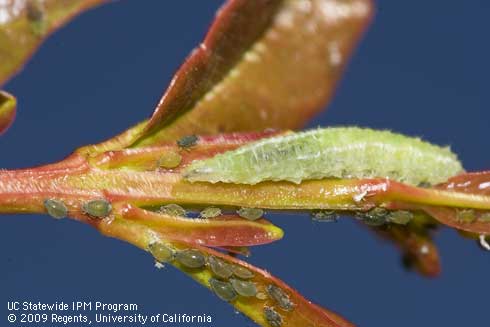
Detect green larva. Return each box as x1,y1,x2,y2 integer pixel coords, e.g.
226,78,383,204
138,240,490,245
184,127,463,186
208,256,233,279
176,249,206,268
264,307,282,327
209,278,237,302
232,265,254,279
82,199,112,219
230,278,257,297
44,199,68,219
266,285,294,311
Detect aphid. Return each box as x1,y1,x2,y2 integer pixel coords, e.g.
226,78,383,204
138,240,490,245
356,207,389,226
176,249,206,268
184,127,463,186
200,207,222,219
311,210,339,223
148,242,175,263
157,151,182,169
159,204,186,217
177,135,198,149
43,199,68,219
232,265,254,279
386,210,413,225
230,278,257,297
237,207,264,221
26,0,46,36
264,307,283,327
209,278,237,302
82,199,112,219
266,285,294,311
208,256,233,279
479,213,490,222
456,209,476,223
256,292,268,300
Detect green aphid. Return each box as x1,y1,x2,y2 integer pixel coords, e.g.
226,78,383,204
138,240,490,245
177,135,198,149
176,249,205,268
43,199,68,219
230,278,257,297
264,307,282,327
148,242,175,263
200,207,222,219
479,213,490,222
356,207,389,226
158,151,182,169
237,207,264,221
159,204,186,217
232,265,254,279
209,278,237,302
456,209,476,223
184,127,463,186
266,285,294,311
82,199,112,219
208,256,233,279
311,210,339,223
26,0,46,36
387,210,413,225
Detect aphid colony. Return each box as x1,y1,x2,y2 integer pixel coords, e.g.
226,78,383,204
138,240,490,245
43,198,112,219
184,127,463,186
148,241,293,326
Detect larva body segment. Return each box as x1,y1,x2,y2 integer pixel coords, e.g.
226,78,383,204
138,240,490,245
184,127,464,186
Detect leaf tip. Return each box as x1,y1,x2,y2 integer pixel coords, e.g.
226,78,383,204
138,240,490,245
0,91,17,135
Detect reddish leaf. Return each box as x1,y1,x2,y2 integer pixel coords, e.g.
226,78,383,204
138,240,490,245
80,0,374,154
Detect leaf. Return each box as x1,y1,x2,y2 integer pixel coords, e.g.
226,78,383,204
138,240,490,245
0,90,16,135
0,0,108,86
117,204,284,247
99,217,355,327
80,0,374,154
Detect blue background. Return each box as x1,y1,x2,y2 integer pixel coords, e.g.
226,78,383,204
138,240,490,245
2,1,489,326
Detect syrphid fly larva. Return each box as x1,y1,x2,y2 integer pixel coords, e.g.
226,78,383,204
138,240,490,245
209,278,237,302
44,199,68,219
184,127,463,186
82,199,112,219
